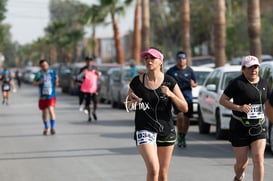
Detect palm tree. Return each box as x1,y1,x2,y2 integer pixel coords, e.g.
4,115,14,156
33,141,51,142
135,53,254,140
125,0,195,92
180,0,191,65
247,0,261,60
100,0,133,64
141,0,150,50
133,0,141,65
45,21,67,62
0,0,8,50
81,4,107,57
214,0,226,67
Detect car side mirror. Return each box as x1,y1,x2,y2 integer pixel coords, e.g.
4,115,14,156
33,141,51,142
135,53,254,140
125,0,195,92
206,84,216,92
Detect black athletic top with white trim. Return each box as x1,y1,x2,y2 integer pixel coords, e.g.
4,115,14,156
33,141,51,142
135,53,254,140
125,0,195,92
223,74,270,117
130,74,176,133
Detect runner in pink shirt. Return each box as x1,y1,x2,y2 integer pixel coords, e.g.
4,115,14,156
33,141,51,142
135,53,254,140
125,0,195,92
77,56,99,122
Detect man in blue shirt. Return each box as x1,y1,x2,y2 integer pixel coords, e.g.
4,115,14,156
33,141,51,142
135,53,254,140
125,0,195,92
166,51,197,147
33,59,59,135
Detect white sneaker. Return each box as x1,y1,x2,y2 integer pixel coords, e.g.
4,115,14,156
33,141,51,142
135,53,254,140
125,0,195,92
79,105,84,112
84,109,89,114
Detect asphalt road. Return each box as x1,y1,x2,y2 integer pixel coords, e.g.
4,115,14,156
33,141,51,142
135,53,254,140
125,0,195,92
0,84,273,181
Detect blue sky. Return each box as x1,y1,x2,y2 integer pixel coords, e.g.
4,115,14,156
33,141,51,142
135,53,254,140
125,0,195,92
4,0,135,45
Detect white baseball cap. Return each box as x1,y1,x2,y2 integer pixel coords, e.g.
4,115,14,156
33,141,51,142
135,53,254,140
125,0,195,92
241,55,260,68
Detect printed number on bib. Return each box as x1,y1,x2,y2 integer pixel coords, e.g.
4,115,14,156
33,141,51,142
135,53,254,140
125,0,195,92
247,104,264,119
136,130,157,145
3,85,10,90
42,87,52,95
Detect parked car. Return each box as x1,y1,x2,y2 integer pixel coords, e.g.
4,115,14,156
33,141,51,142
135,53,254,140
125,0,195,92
191,56,215,68
198,65,241,139
96,63,121,103
108,65,146,108
259,61,273,153
58,62,85,95
229,54,273,65
191,66,213,121
22,66,40,83
59,62,121,96
58,64,74,93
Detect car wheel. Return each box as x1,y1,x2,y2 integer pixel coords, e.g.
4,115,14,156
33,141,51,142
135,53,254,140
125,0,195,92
198,106,210,134
111,95,117,108
215,109,229,140
62,87,68,93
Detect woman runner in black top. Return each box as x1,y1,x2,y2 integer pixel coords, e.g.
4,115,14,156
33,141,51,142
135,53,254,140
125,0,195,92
220,56,270,181
127,48,187,181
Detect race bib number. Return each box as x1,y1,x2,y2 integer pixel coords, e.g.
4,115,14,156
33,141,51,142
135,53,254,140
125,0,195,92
247,104,264,119
3,85,10,90
42,87,52,95
42,73,53,95
136,130,157,145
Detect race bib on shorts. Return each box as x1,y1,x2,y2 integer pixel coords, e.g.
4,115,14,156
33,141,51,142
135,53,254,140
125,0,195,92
136,130,157,145
3,85,10,90
247,104,264,119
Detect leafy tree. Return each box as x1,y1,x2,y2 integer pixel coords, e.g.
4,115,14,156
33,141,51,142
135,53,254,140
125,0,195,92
47,0,86,62
141,0,150,50
99,0,133,64
0,0,7,22
80,3,108,57
214,0,226,67
133,0,141,65
0,0,14,66
247,0,262,60
180,0,191,64
149,0,181,59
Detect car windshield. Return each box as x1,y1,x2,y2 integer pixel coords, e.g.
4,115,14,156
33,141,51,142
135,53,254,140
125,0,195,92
221,71,241,90
195,71,211,85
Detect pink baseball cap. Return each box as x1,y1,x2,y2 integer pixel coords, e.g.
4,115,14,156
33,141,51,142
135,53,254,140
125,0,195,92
241,55,260,68
140,48,164,61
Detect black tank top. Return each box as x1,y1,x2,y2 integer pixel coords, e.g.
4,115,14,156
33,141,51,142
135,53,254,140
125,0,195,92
130,74,176,133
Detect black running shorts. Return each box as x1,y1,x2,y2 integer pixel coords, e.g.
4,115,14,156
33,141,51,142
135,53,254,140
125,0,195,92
229,117,267,147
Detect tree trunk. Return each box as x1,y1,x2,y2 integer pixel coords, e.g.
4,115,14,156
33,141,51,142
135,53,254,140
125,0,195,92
214,0,226,67
133,0,141,65
180,0,191,65
141,0,150,50
91,26,97,58
248,0,261,61
111,13,125,64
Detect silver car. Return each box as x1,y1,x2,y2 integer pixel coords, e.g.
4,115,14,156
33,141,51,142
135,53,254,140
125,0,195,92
108,65,146,108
